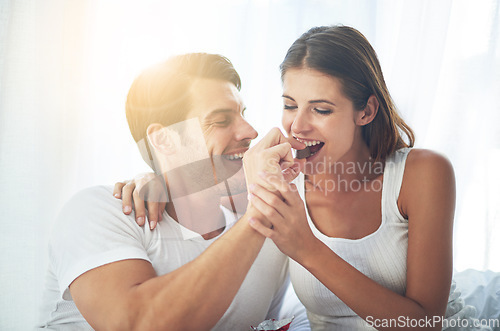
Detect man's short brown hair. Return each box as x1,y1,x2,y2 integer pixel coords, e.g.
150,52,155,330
125,53,241,166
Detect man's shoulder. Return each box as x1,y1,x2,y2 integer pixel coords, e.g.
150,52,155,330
47,185,152,303
52,185,139,242
65,184,116,205
58,185,122,217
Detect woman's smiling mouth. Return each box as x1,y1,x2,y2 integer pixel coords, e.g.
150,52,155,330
293,137,325,159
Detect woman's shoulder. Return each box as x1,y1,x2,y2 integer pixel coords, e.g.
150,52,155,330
398,148,455,218
404,148,454,177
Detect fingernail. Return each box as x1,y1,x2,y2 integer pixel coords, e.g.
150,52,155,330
114,193,120,198
247,193,253,200
248,218,256,225
150,221,156,230
123,206,131,213
137,217,144,225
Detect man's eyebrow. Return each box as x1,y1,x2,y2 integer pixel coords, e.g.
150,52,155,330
207,107,246,117
205,109,234,117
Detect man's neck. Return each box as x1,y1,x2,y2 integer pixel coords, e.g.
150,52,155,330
166,193,226,240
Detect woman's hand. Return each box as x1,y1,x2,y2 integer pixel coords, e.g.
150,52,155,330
246,172,319,263
113,173,168,230
243,128,305,193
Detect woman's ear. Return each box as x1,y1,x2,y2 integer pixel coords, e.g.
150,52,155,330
146,123,180,155
356,95,379,126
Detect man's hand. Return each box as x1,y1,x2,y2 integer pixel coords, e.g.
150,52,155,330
243,128,305,193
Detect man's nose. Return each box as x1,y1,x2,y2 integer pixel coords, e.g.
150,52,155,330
235,117,258,141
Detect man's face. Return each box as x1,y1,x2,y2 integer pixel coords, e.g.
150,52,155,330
147,78,257,198
161,77,257,198
187,78,258,160
140,78,257,213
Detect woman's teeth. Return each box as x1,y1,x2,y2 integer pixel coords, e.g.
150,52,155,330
295,138,323,146
294,137,325,159
304,140,322,147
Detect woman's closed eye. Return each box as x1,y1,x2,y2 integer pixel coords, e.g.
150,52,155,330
314,108,332,115
284,105,297,111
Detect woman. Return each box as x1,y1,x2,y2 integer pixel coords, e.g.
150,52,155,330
243,25,457,330
117,26,487,330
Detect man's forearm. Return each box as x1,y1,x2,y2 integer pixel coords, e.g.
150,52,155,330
124,211,266,330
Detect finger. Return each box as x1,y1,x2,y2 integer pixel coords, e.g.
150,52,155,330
248,183,287,212
121,182,136,215
149,219,157,230
262,175,302,205
248,191,284,220
138,175,169,203
256,127,295,151
248,217,274,238
158,202,167,222
132,189,146,226
281,183,302,205
259,171,289,193
247,204,273,229
286,135,306,150
135,171,157,183
158,202,166,222
250,183,297,219
282,160,304,183
113,182,127,199
265,143,303,180
147,201,160,230
265,142,294,169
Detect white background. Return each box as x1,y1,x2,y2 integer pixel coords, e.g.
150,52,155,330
1,0,499,329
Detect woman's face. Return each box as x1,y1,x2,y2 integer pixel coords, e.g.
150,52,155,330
281,68,365,175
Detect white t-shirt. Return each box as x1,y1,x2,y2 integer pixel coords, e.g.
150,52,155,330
36,185,308,330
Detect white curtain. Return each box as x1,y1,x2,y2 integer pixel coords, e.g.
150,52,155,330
1,0,499,329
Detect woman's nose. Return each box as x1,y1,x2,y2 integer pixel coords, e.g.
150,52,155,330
291,110,311,135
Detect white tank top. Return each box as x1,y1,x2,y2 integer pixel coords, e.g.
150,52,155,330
290,148,490,331
290,148,411,330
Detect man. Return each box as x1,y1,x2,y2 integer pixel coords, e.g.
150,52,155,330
37,53,308,330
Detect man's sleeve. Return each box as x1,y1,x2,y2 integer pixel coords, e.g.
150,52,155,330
49,186,151,300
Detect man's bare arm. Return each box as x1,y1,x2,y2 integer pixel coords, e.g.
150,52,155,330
70,212,265,331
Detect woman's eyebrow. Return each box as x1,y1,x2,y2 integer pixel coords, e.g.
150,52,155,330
309,99,336,106
282,95,336,106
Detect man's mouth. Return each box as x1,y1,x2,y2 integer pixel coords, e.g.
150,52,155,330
222,152,245,161
294,137,325,159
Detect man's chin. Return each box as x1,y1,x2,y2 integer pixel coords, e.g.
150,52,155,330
221,190,249,215
218,166,247,196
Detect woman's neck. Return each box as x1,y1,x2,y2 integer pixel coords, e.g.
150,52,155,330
306,146,384,194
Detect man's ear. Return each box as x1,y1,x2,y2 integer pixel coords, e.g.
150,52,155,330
146,123,178,155
356,95,379,126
